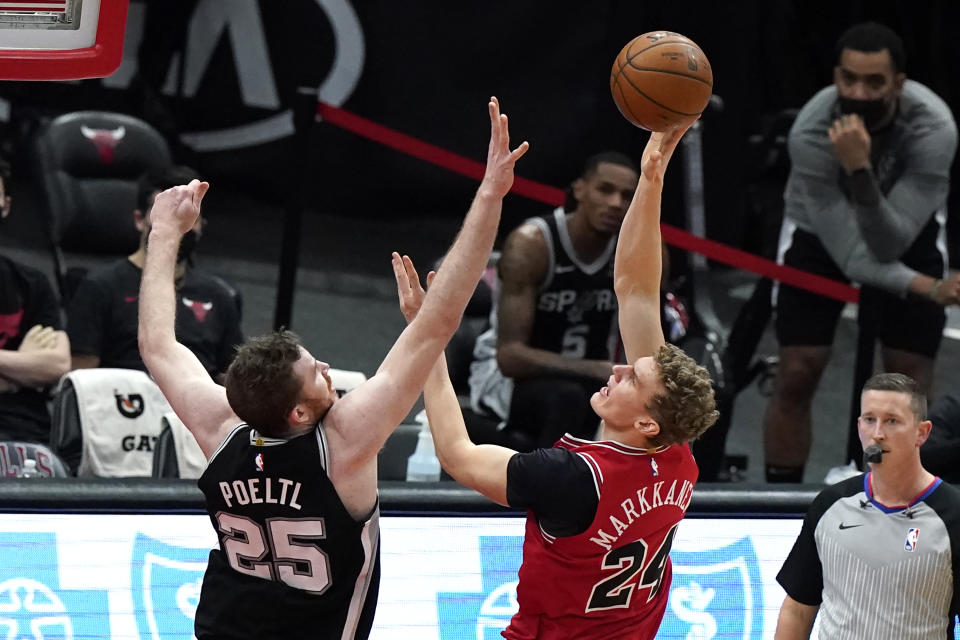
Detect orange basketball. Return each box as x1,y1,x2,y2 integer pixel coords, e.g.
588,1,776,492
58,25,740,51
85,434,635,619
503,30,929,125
610,31,713,131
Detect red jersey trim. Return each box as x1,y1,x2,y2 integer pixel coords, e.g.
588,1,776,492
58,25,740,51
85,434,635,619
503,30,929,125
560,433,672,456
575,452,603,498
538,523,557,544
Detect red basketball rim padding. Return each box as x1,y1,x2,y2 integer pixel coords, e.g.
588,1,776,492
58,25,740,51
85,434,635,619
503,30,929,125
0,0,129,81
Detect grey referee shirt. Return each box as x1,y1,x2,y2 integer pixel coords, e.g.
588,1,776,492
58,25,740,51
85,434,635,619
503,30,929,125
778,474,960,640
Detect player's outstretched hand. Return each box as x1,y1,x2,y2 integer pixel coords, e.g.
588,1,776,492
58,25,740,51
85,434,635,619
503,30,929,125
150,179,210,237
641,121,694,184
392,252,436,324
479,96,530,199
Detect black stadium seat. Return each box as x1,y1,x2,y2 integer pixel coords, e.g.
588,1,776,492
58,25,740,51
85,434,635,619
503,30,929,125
32,110,171,302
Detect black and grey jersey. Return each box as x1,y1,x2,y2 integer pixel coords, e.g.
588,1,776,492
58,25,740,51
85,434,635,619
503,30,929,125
526,207,618,360
778,473,960,640
195,423,380,640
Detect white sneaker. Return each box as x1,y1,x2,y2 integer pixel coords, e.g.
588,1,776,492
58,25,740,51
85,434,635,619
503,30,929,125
824,460,861,485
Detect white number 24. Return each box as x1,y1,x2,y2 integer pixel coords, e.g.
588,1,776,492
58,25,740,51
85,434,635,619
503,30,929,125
216,512,332,593
586,524,678,612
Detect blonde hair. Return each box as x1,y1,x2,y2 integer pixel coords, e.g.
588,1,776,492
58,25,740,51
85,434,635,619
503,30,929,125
647,343,718,446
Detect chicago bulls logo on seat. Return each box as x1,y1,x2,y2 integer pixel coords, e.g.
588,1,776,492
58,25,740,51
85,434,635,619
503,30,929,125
80,124,126,163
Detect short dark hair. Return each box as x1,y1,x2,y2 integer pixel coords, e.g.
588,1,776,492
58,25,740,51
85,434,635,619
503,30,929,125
137,165,201,213
581,151,637,180
862,372,926,420
835,22,906,74
225,330,304,437
564,151,638,211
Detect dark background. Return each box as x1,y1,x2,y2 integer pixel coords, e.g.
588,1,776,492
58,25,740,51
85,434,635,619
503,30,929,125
0,1,957,484
1,0,958,261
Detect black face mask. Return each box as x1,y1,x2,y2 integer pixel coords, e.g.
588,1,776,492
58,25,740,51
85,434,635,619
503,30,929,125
838,96,894,131
177,230,200,265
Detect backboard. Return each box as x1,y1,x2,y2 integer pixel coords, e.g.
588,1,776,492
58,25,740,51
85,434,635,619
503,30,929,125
0,0,128,80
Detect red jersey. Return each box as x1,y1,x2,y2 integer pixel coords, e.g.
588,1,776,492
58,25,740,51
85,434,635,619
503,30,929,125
503,435,698,640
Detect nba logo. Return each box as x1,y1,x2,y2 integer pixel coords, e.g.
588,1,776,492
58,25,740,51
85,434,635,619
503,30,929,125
904,528,920,552
650,458,659,477
254,453,264,472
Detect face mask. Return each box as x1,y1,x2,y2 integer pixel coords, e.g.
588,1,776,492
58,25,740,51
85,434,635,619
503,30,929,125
838,96,893,130
177,230,200,264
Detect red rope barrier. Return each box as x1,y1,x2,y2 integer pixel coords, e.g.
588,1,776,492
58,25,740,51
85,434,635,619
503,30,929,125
316,101,860,304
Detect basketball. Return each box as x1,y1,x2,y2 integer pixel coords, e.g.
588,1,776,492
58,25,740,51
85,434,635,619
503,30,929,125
610,31,713,131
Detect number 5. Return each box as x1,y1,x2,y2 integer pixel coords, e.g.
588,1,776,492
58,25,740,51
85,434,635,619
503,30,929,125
217,512,332,593
562,324,589,358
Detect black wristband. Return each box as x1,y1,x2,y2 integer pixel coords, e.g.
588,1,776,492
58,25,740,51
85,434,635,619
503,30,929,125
847,165,879,206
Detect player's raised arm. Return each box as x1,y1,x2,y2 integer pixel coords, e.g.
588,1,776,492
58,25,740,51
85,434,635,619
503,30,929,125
394,254,514,504
138,180,239,457
614,124,690,363
325,98,528,468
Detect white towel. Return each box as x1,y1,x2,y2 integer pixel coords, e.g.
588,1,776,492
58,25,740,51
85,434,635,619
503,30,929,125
163,411,207,479
62,368,172,477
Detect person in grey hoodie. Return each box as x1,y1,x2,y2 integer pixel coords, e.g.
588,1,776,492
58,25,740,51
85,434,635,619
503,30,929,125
764,22,960,483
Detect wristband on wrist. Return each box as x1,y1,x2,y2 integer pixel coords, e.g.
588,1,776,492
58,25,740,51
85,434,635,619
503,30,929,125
845,162,872,177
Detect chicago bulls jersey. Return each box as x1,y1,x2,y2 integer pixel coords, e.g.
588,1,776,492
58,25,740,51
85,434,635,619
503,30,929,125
67,260,243,376
504,435,699,640
195,423,380,640
0,256,63,442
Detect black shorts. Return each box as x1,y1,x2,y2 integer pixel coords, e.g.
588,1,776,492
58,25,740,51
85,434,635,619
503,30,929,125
775,221,945,358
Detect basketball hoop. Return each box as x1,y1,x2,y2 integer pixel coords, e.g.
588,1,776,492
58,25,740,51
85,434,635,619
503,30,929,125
0,0,128,80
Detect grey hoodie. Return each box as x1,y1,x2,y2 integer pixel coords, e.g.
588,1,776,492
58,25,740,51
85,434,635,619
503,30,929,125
783,79,956,294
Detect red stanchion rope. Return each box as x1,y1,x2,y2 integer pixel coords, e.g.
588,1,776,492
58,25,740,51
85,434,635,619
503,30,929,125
316,101,860,304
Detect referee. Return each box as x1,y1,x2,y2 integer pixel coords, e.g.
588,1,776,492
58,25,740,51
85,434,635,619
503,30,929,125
775,373,960,639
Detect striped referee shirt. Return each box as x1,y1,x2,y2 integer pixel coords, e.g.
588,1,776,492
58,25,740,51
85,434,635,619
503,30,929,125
778,473,960,640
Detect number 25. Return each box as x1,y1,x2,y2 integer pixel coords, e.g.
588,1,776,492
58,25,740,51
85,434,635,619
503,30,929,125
217,512,332,593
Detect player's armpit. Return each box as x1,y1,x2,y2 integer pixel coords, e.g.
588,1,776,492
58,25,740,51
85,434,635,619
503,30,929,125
143,341,238,458
324,325,456,468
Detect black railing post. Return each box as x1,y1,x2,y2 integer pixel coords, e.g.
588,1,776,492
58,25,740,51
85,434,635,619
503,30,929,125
272,90,318,331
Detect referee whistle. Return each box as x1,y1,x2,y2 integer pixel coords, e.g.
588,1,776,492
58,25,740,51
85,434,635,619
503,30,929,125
863,444,885,465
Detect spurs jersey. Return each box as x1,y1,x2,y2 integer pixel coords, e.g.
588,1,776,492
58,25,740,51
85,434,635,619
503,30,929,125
504,435,699,640
469,207,618,419
526,208,617,358
195,424,380,640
